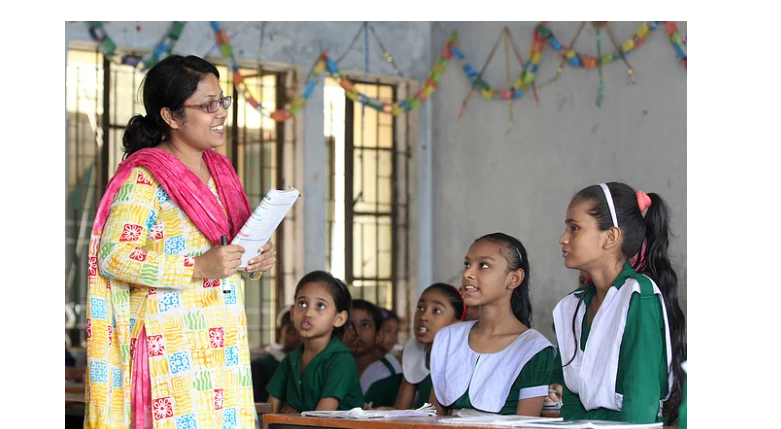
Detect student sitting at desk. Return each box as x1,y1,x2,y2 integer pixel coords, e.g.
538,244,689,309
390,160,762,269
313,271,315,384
394,283,465,410
267,271,364,413
552,183,686,425
377,308,403,362
430,233,555,416
344,299,403,408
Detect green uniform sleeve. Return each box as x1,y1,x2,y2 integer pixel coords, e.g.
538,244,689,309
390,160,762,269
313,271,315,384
619,292,665,423
516,347,555,399
552,343,565,385
320,353,361,401
266,354,291,402
679,378,686,429
364,374,403,407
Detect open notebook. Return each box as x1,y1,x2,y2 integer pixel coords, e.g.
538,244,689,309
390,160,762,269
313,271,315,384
300,404,436,419
439,415,564,427
510,421,663,429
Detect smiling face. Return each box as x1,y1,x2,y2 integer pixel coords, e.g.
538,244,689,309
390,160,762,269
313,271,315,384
291,281,346,341
461,239,523,308
413,288,458,345
165,73,228,151
343,308,380,357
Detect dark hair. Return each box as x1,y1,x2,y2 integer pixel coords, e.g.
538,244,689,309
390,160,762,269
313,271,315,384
571,182,686,424
123,55,220,158
380,308,400,324
294,271,352,339
276,308,293,328
474,232,533,327
351,299,384,333
422,283,465,321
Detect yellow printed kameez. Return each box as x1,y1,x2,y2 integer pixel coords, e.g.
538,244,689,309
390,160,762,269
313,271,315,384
85,166,257,429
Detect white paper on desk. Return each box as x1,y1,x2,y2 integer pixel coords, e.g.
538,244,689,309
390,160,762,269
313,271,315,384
509,421,662,429
231,187,299,269
440,414,563,427
300,403,436,419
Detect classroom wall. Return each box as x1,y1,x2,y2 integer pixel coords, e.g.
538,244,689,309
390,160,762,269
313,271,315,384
65,22,687,343
64,21,436,311
429,21,687,342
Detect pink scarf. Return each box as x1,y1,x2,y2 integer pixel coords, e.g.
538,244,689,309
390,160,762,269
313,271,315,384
92,147,250,244
88,148,250,428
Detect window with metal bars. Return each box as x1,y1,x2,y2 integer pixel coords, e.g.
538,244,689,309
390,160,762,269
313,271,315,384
65,48,297,349
324,77,411,324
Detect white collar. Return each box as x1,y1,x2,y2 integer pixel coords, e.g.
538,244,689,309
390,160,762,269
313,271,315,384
402,337,429,384
431,321,553,413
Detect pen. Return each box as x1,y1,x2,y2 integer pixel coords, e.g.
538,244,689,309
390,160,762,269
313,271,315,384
221,235,231,294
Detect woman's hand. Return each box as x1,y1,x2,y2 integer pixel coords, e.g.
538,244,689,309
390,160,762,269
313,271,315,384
192,244,245,279
246,242,277,273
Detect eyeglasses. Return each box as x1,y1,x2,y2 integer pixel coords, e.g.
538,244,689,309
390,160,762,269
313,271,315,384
183,96,232,113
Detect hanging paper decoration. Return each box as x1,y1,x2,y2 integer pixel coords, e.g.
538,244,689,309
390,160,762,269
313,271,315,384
539,21,585,88
602,23,636,86
595,22,605,107
455,29,504,120
210,22,458,121
84,21,685,122
450,26,544,105
325,30,458,116
663,21,687,68
205,21,685,122
86,21,185,70
538,22,659,70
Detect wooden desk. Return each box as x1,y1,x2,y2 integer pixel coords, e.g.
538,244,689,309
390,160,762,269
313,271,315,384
65,381,85,394
263,414,680,429
256,402,273,414
263,414,507,429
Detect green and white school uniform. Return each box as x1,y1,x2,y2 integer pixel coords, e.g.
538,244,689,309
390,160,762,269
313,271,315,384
266,337,364,412
361,354,403,407
431,321,555,415
679,361,687,429
552,263,673,423
401,338,433,409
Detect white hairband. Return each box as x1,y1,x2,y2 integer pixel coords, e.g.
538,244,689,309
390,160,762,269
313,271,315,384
599,183,619,228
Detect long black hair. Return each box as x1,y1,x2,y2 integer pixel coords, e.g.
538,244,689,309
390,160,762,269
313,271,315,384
423,283,466,321
475,232,532,327
294,271,352,339
571,182,686,424
123,55,220,158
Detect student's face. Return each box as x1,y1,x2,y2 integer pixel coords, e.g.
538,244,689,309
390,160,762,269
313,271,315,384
343,309,379,357
559,200,610,271
461,240,524,307
166,74,229,151
379,318,399,352
278,322,301,353
414,289,458,345
291,282,347,341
